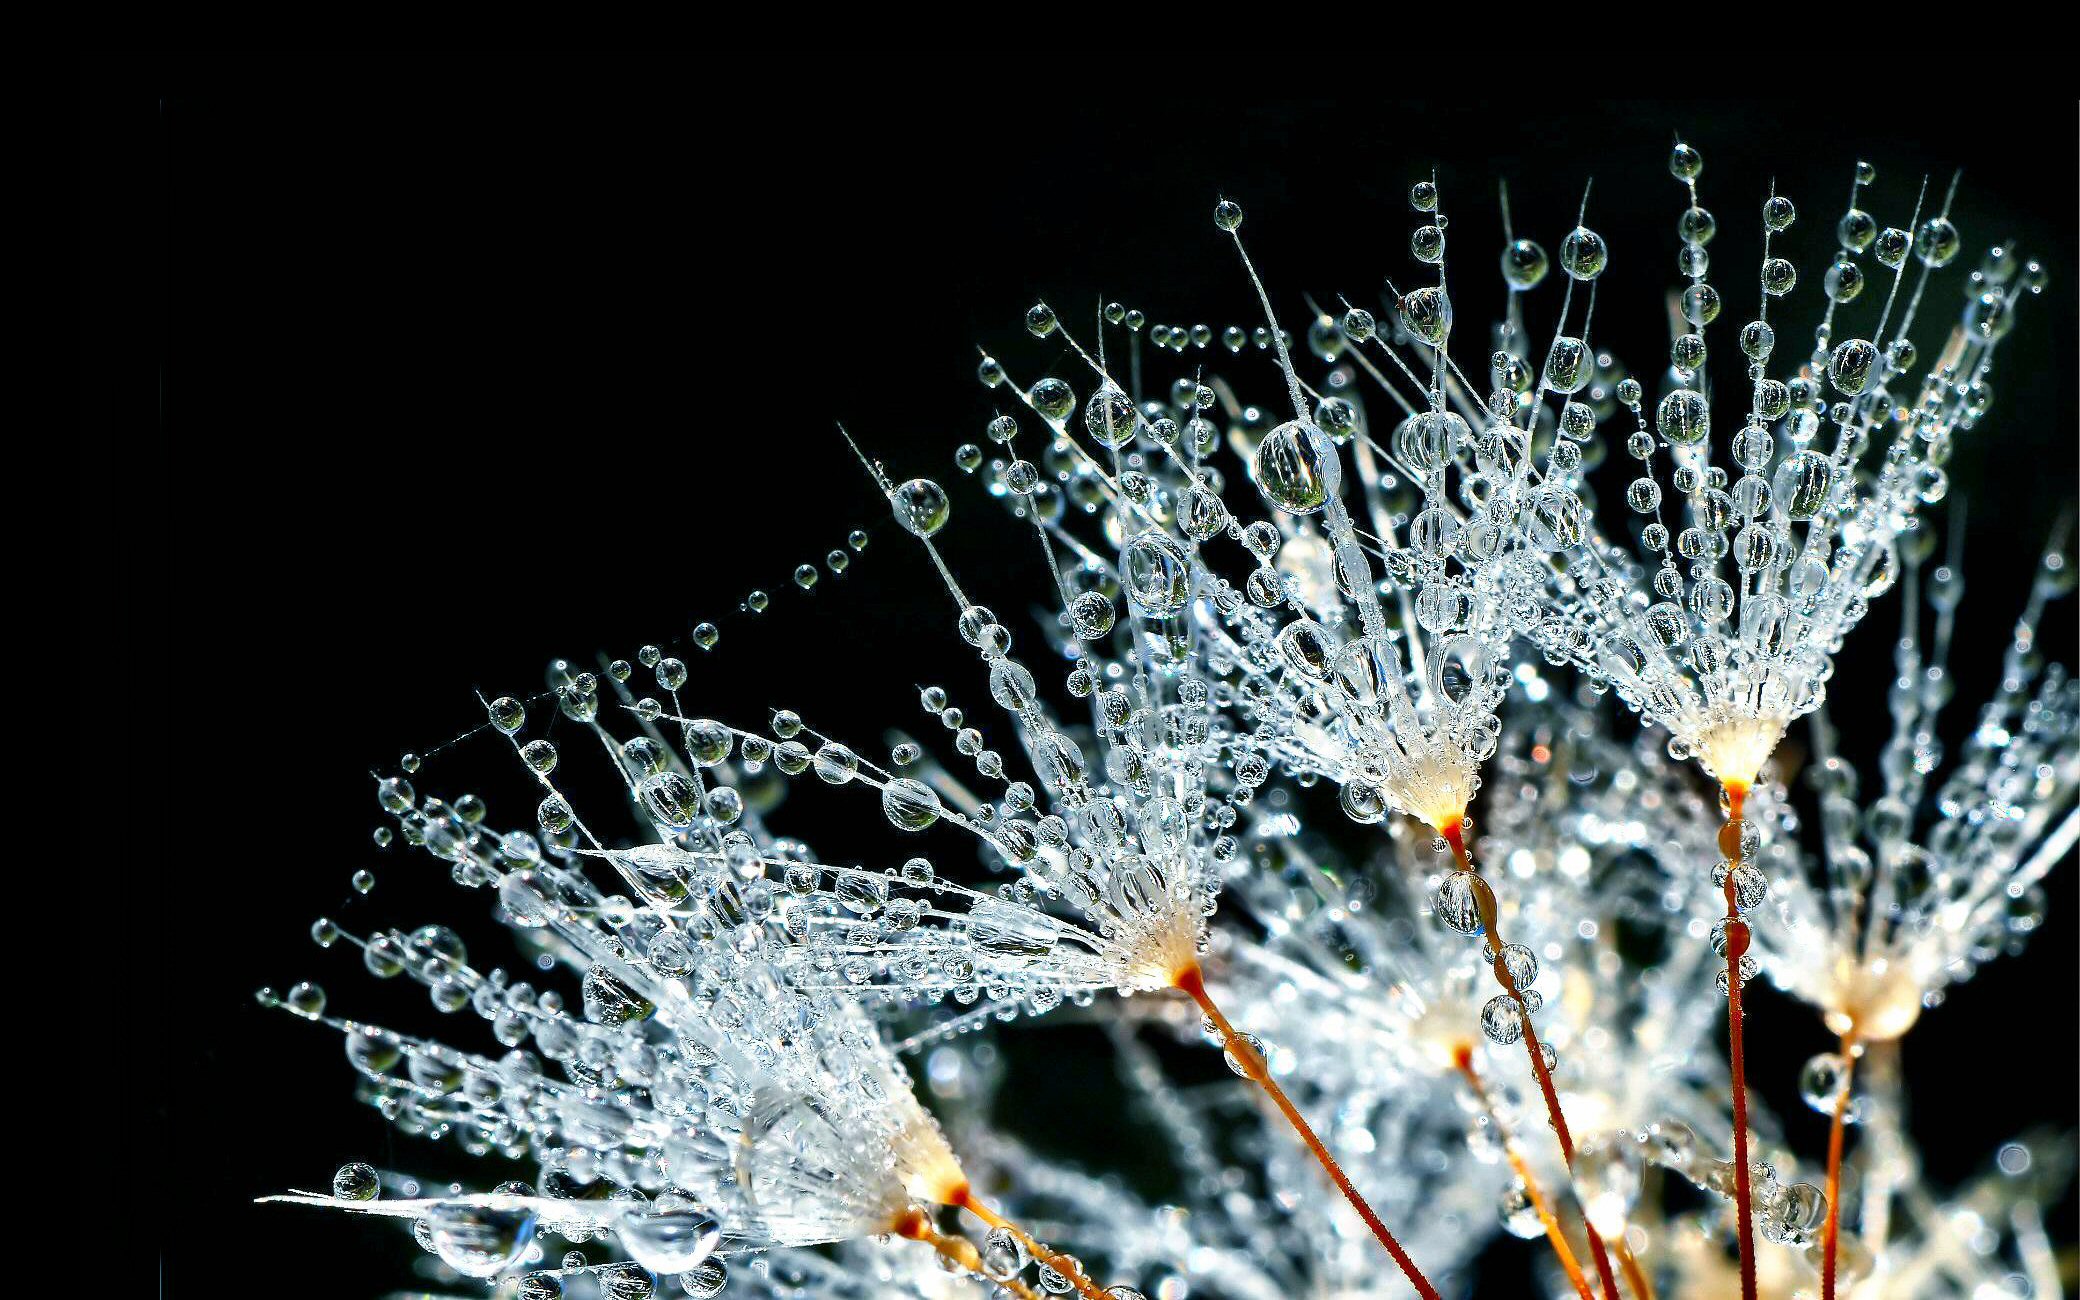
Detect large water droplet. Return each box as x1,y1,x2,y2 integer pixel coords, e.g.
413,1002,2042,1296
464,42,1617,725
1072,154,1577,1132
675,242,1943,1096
618,1200,722,1274
894,478,950,537
424,1201,537,1278
880,777,942,832
332,1162,379,1201
1121,533,1191,616
1251,421,1339,514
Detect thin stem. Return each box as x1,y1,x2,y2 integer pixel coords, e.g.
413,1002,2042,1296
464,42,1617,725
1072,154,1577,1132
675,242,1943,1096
1455,1047,1596,1300
1173,962,1443,1300
894,1208,1045,1300
1719,782,1759,1300
1822,1032,1861,1300
949,1186,1111,1300
1443,820,1622,1299
1613,1236,1657,1300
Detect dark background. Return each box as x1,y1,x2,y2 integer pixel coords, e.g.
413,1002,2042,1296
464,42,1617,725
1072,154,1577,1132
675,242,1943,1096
85,57,2076,1296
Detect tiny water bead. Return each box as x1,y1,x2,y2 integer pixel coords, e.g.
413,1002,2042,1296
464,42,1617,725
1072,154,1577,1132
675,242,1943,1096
488,696,525,734
617,1200,722,1274
1410,224,1445,264
881,777,942,831
895,478,951,537
1800,1053,1853,1114
284,981,327,1018
425,1201,538,1278
1122,532,1191,615
1252,421,1338,514
678,1259,727,1298
332,1162,380,1201
1559,226,1607,280
1222,1030,1268,1077
1501,239,1548,289
1069,591,1116,640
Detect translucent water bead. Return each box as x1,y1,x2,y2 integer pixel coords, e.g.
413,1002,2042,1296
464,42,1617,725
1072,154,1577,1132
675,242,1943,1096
894,478,950,537
1222,1030,1268,1077
1480,995,1525,1045
1757,1181,1827,1248
1559,226,1608,280
1501,239,1548,289
617,1198,722,1274
1432,871,1495,936
423,1201,537,1277
1252,421,1339,514
1799,1052,1853,1115
1712,859,1770,913
679,1259,727,1298
331,1161,379,1201
983,1226,1030,1280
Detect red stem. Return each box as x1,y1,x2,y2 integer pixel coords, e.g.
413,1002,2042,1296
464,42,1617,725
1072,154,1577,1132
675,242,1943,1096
1444,819,1621,1300
1720,784,1758,1300
1821,1034,1858,1300
1175,963,1442,1300
948,1188,1111,1300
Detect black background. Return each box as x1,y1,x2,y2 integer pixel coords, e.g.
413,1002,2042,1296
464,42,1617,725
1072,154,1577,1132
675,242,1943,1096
86,56,2077,1296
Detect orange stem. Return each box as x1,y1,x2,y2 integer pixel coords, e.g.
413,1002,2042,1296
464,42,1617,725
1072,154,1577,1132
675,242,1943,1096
1443,820,1621,1300
1174,963,1442,1300
949,1186,1111,1300
1822,1034,1859,1300
1719,783,1758,1300
895,1207,1045,1300
1456,1047,1596,1300
1613,1236,1656,1300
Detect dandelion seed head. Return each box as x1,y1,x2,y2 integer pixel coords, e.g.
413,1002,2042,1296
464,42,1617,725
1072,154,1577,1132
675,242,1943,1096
256,137,2067,1299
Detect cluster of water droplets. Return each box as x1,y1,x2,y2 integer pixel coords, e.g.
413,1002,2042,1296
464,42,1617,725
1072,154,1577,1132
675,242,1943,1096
258,142,2067,1300
1757,518,2077,1044
1512,147,2041,802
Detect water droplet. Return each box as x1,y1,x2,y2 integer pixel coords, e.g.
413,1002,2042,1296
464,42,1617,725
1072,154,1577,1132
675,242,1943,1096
424,1201,537,1278
1121,533,1191,616
894,479,950,537
1252,421,1339,514
332,1161,379,1201
285,981,327,1018
1222,1030,1266,1077
983,1226,1029,1281
617,1199,721,1274
1559,226,1607,280
881,777,942,832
